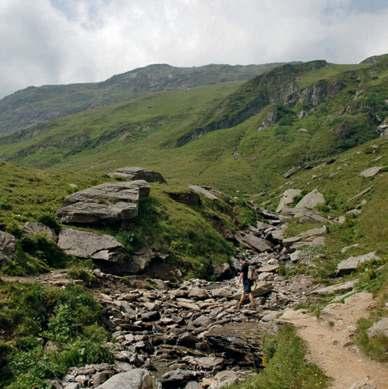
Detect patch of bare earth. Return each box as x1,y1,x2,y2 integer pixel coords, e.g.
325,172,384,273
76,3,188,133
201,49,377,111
280,292,388,389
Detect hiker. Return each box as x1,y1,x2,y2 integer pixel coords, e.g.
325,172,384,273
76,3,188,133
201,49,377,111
237,259,256,309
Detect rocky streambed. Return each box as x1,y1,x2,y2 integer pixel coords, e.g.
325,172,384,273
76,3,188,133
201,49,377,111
56,250,316,389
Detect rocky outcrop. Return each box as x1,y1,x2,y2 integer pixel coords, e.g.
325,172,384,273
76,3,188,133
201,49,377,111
336,252,380,274
109,167,166,183
276,189,301,212
189,185,219,201
0,231,16,263
295,189,325,209
57,181,150,226
23,221,57,242
58,228,129,263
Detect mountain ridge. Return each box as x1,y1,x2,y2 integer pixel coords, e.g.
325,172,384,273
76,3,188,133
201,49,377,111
0,62,283,136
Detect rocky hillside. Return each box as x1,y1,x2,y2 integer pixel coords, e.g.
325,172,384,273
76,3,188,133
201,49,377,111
0,54,387,389
0,63,281,136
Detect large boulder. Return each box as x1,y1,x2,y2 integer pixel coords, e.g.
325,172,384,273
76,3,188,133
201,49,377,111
336,252,380,274
57,181,150,225
367,318,388,338
0,231,16,263
161,369,200,389
96,369,156,389
295,189,325,209
109,167,166,183
23,221,57,242
58,228,128,263
276,189,302,212
359,166,383,178
236,232,272,252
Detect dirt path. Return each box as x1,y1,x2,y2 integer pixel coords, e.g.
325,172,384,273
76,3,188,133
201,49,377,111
280,292,388,389
0,269,73,286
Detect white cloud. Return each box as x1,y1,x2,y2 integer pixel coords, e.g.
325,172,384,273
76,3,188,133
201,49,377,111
0,0,387,97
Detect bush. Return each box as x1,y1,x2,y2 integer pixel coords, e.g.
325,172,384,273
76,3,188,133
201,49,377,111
0,283,111,387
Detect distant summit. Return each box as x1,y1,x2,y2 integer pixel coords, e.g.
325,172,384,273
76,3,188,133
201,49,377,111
0,63,282,136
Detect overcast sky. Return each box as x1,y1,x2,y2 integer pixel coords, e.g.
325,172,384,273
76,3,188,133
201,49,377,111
1,0,388,98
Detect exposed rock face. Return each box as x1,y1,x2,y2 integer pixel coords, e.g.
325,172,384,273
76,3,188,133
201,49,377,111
96,369,156,389
336,252,380,274
367,318,388,338
23,221,57,242
188,185,219,201
58,228,129,263
109,167,166,183
359,166,383,178
167,190,202,206
0,231,16,262
295,189,325,209
57,181,150,225
276,189,302,212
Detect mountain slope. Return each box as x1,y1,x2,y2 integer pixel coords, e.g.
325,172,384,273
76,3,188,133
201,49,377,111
0,63,282,136
0,55,386,195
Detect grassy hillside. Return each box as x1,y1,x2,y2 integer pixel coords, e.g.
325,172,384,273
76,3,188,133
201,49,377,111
0,56,386,197
0,63,282,136
0,162,255,278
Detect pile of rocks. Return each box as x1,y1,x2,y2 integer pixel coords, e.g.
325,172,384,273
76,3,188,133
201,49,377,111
57,263,315,389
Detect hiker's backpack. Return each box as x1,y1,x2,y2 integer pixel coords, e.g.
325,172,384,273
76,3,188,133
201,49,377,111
247,265,257,282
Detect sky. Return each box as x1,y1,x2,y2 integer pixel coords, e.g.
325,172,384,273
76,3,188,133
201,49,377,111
1,0,388,98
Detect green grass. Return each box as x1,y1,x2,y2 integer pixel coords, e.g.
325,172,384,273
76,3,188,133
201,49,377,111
0,282,112,388
229,326,328,389
0,163,253,278
0,55,386,197
355,264,388,362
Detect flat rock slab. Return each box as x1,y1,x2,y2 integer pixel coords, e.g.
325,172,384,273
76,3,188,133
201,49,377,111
236,232,272,252
295,189,325,209
109,167,166,183
359,166,383,178
96,369,155,389
58,181,150,225
189,185,219,201
58,228,129,263
336,252,380,274
313,280,356,295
